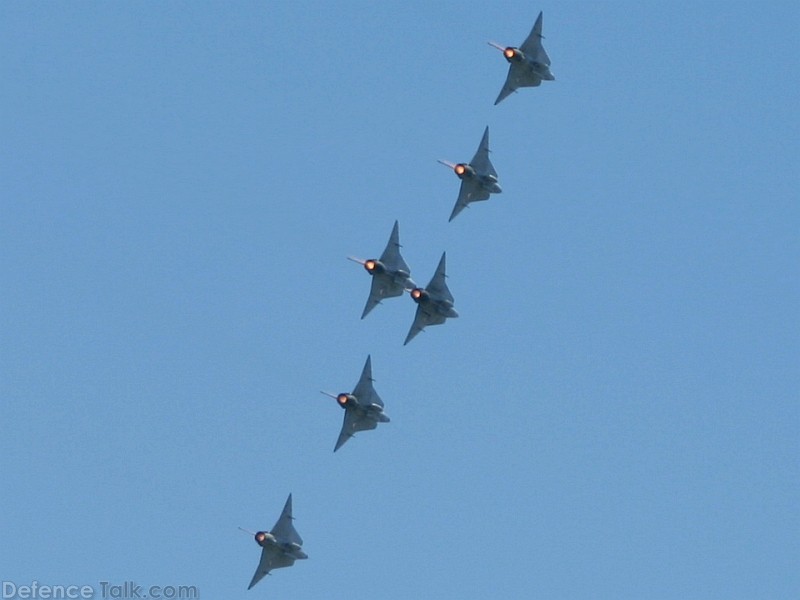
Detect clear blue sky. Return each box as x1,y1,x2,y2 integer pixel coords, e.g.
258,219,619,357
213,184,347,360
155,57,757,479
2,2,798,598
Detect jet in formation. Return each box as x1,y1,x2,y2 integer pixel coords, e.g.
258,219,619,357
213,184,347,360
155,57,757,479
349,220,416,318
241,494,307,589
438,126,502,222
405,252,458,345
490,11,554,105
322,355,390,452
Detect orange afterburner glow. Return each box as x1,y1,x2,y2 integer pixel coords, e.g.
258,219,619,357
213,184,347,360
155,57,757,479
455,164,466,175
411,289,423,300
256,532,266,543
504,48,515,59
365,260,376,271
337,394,348,406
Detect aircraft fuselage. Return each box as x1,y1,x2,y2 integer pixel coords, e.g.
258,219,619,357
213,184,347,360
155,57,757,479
478,173,502,194
353,402,390,423
522,57,554,81
256,533,307,560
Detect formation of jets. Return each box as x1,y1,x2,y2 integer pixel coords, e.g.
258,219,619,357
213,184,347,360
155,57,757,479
245,10,553,590
349,221,459,345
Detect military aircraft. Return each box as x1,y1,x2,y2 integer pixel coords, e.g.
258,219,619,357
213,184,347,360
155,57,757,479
490,11,554,105
321,355,390,452
240,493,307,590
438,126,502,222
348,220,416,318
404,252,458,345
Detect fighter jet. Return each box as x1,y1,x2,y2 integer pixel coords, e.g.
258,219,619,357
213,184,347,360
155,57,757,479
490,11,554,105
321,355,390,452
349,220,416,318
404,252,458,345
438,126,502,222
241,493,307,590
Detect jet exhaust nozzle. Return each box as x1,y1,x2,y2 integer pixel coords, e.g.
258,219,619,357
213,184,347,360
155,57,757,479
410,288,429,304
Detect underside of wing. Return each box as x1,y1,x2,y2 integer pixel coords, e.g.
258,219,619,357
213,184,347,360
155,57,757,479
361,291,380,320
379,220,411,274
537,45,551,67
248,547,296,589
404,304,446,345
449,197,468,222
520,11,547,62
426,253,454,304
361,274,404,319
451,180,490,220
352,355,383,407
518,73,542,88
483,156,498,180
495,65,540,105
404,306,430,345
335,409,377,451
450,182,473,221
469,126,491,174
495,66,519,105
466,186,492,204
271,495,303,546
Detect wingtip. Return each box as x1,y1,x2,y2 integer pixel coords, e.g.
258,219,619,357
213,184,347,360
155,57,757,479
404,326,423,345
360,303,373,319
534,11,544,36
